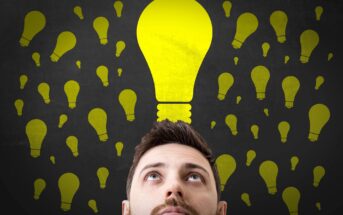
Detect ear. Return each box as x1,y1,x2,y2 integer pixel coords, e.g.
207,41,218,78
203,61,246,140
217,201,227,215
122,200,130,215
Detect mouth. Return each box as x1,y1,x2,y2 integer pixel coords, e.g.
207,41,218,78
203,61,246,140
159,206,189,215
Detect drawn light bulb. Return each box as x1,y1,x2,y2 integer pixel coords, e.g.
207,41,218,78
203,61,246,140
19,74,28,90
300,29,319,63
217,72,234,101
284,55,290,64
117,68,123,77
269,10,288,43
33,178,46,200
225,114,238,136
137,0,212,123
58,172,80,211
278,121,290,143
328,52,333,61
246,150,256,167
233,56,239,65
282,76,300,109
315,6,323,21
73,6,84,20
232,12,258,49
37,82,51,104
250,124,259,139
19,10,46,47
113,1,124,18
97,167,109,189
50,155,56,164
259,160,278,195
210,121,216,129
50,31,77,62
282,186,301,215
222,1,232,18
66,136,79,157
251,65,270,100
64,80,80,109
315,202,321,211
119,89,137,122
313,165,325,187
58,114,68,128
93,16,109,45
215,154,236,191
315,76,325,90
241,193,251,207
236,96,242,104
76,60,81,69
115,40,126,57
290,156,299,171
88,107,108,142
96,65,109,87
115,141,124,157
88,199,99,213
32,52,40,67
14,99,24,116
263,108,269,117
262,42,270,57
308,103,330,142
25,119,47,158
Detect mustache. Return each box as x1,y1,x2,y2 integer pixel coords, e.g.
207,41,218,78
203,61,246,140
150,197,199,215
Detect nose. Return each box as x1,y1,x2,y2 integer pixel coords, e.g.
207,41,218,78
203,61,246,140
165,178,183,200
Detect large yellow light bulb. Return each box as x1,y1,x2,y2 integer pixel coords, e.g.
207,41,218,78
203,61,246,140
33,178,46,200
115,141,124,157
50,31,77,62
222,1,232,18
115,40,126,57
217,72,234,101
282,186,301,215
251,65,270,100
25,119,47,158
225,114,238,136
14,99,24,116
37,82,51,104
269,10,288,43
300,29,319,63
96,65,109,87
308,103,330,142
282,76,300,109
313,165,325,187
19,74,28,90
93,16,109,45
246,149,256,167
232,12,258,49
64,80,80,109
97,167,109,189
215,154,236,191
88,107,108,142
66,136,79,157
113,1,124,18
278,121,290,143
119,89,137,122
58,172,80,211
137,0,212,124
19,10,46,47
259,160,278,195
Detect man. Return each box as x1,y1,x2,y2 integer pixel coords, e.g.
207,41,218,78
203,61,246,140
122,120,227,215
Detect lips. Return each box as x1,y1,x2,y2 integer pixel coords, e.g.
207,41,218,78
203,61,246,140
159,206,189,215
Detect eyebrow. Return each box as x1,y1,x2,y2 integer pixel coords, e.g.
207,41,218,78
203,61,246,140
139,162,210,177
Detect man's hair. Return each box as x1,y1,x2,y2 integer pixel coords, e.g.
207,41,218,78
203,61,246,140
126,120,221,201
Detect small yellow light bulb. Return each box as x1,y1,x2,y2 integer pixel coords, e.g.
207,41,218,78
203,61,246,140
93,17,109,45
222,1,232,18
97,167,109,189
262,42,270,57
88,199,99,213
19,74,28,90
113,1,124,18
232,12,259,49
50,155,56,164
14,99,24,116
278,121,290,143
263,108,269,117
251,65,270,100
315,202,321,211
64,80,80,109
270,10,288,43
37,82,51,104
315,76,325,90
284,55,290,64
290,156,299,171
73,6,84,20
33,178,46,200
300,29,319,63
246,150,256,167
308,103,330,142
76,60,81,69
50,31,77,62
25,119,47,158
250,124,259,139
116,40,126,57
241,193,251,207
315,6,323,21
58,114,68,128
96,65,109,87
19,10,46,47
259,160,278,195
233,56,239,65
58,172,80,211
313,165,325,187
282,76,300,109
66,136,79,157
88,107,108,142
225,114,238,136
282,186,301,215
217,72,234,100
327,52,333,61
117,68,123,77
32,52,41,67
119,89,137,121
115,141,124,157
210,121,216,129
215,154,236,191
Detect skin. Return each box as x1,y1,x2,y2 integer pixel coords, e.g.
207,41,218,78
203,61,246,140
122,143,227,215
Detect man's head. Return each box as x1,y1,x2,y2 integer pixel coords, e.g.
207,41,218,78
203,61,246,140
122,120,227,215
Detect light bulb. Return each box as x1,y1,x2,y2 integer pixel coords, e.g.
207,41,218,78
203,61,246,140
19,10,46,47
246,150,256,167
88,107,108,142
269,10,288,43
210,121,216,129
113,1,124,18
19,74,28,90
58,172,80,211
278,121,290,143
58,114,68,128
76,60,81,69
14,99,24,116
251,65,270,100
327,52,333,61
115,141,124,157
233,56,239,65
37,82,51,104
50,31,77,62
290,156,299,171
222,1,232,18
217,72,234,101
32,52,40,67
232,12,258,49
225,114,238,136
250,124,259,139
236,96,242,104
308,103,330,142
300,29,319,63
88,199,99,213
33,178,46,200
259,160,278,195
64,80,80,109
93,16,109,45
315,202,321,211
315,6,323,21
262,42,270,57
282,186,301,215
284,55,290,64
315,76,325,90
73,6,84,20
66,136,79,157
263,108,269,117
116,40,126,57
282,76,300,109
241,193,251,207
25,119,47,158
119,89,137,122
50,155,56,164
215,154,236,191
137,0,212,123
117,68,123,77
97,167,109,189
96,65,109,87
313,165,325,187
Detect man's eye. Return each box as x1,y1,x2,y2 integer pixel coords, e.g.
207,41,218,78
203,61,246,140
145,172,161,181
187,173,203,182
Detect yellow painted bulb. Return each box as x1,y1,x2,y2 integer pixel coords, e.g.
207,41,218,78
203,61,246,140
58,172,80,211
308,103,330,142
66,136,79,157
50,31,77,62
217,72,234,101
113,1,124,18
259,160,278,195
25,119,47,158
222,1,232,18
215,154,236,191
232,12,258,49
97,167,110,189
14,99,24,116
64,80,80,109
299,29,319,63
19,74,28,90
269,10,288,43
33,178,46,200
73,6,84,20
119,89,137,122
225,114,238,136
93,16,109,45
96,65,109,87
282,186,301,215
19,10,46,47
37,82,51,104
88,107,109,142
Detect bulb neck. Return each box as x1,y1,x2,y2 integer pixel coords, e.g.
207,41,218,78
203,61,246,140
30,148,41,158
267,186,277,194
232,38,242,49
50,52,60,62
277,35,286,43
300,55,309,63
285,101,294,108
61,202,71,211
157,103,191,124
308,132,319,142
256,92,266,100
19,36,30,47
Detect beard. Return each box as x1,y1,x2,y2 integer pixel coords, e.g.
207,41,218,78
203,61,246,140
150,196,200,215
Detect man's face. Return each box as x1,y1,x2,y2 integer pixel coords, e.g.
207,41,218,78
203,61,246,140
122,143,227,215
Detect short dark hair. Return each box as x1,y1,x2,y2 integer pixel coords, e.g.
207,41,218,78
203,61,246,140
126,120,221,201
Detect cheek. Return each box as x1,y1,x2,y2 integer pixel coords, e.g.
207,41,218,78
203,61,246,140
187,191,218,215
129,184,164,214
